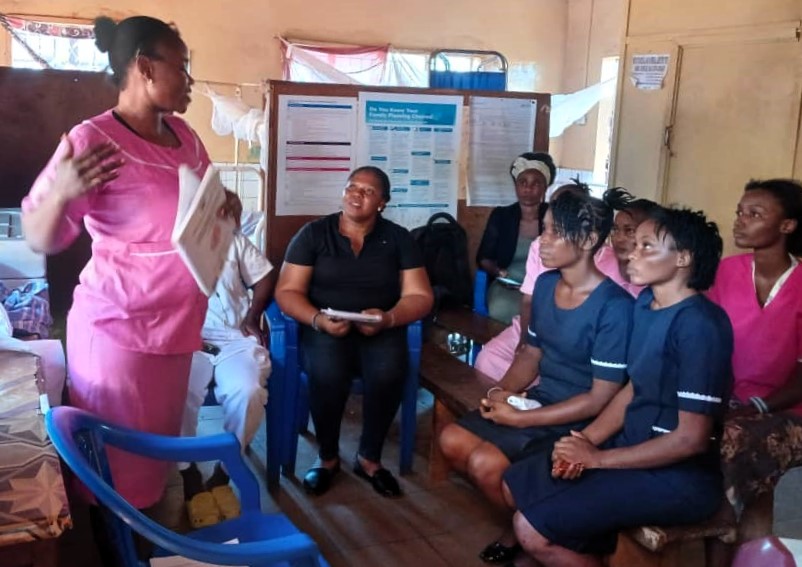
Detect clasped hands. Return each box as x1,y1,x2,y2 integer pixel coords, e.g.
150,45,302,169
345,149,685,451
551,430,601,480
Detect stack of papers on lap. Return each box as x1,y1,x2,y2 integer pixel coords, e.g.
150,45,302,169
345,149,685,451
172,165,236,297
321,308,382,323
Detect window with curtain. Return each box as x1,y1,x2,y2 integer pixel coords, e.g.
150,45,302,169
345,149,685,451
2,15,107,71
281,38,429,87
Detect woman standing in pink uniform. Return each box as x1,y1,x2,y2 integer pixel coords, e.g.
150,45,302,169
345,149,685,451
21,16,239,509
707,178,802,565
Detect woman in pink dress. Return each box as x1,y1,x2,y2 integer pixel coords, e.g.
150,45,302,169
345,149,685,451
708,178,802,563
22,16,239,510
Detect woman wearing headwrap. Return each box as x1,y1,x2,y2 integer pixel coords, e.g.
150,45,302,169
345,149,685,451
476,152,555,324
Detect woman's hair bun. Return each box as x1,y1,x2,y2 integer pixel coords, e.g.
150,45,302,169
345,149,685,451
93,16,117,53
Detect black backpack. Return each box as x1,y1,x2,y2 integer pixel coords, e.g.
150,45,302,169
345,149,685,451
410,212,473,312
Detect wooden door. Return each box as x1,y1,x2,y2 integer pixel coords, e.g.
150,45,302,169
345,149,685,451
662,38,802,254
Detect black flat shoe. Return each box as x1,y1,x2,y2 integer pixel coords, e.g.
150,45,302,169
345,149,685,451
353,460,402,498
478,541,522,564
303,463,340,496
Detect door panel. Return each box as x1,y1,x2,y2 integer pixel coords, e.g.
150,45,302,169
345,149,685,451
664,40,802,254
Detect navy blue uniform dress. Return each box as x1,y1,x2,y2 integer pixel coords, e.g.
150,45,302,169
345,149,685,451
503,289,734,555
459,270,633,460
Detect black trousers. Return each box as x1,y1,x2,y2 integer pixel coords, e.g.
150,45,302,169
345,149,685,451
301,326,408,463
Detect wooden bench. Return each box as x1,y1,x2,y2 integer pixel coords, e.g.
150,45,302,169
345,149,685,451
418,342,736,566
419,342,496,481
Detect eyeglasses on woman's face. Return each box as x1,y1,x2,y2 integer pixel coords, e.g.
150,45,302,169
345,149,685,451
344,182,380,198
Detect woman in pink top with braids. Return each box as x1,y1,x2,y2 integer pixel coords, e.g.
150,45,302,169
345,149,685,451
22,16,240,510
707,179,802,562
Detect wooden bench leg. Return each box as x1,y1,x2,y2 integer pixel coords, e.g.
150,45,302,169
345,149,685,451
429,399,456,482
608,533,705,567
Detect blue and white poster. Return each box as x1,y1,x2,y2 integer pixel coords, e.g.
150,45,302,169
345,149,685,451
357,92,463,229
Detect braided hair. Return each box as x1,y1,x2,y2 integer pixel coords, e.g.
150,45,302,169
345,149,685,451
548,187,632,253
648,207,723,291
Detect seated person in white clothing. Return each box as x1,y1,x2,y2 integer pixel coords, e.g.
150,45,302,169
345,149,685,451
180,232,274,499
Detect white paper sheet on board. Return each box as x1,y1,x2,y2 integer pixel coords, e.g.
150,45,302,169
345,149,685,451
467,96,537,207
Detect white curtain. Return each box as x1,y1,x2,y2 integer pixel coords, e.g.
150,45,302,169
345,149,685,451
281,37,428,88
549,79,616,138
201,87,267,168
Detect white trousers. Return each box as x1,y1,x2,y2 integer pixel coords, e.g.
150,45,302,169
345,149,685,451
181,336,270,453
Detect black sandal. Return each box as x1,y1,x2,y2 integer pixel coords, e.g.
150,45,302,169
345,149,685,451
478,541,522,564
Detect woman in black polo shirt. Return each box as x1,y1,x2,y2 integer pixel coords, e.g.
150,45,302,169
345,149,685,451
276,166,434,497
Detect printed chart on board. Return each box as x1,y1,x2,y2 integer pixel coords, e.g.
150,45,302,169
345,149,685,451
356,92,463,229
275,95,358,216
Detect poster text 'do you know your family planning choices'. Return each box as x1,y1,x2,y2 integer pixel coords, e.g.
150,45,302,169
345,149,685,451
356,92,463,229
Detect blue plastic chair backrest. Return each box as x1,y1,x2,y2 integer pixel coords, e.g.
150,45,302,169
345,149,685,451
473,269,489,316
45,406,317,566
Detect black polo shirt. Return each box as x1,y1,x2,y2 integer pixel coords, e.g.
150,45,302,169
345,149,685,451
285,213,424,312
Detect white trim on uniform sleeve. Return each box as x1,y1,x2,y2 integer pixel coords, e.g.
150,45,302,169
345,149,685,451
677,391,722,403
591,359,627,369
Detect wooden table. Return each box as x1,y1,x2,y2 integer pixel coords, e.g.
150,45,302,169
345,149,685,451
0,346,71,567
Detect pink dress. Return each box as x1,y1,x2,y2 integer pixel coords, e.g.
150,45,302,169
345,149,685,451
708,253,802,416
475,240,643,381
23,110,210,508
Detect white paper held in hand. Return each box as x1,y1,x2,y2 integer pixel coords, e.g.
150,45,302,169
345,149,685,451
172,165,236,296
321,308,383,324
506,395,542,410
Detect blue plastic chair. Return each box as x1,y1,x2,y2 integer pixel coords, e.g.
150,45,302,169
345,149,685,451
45,406,326,567
265,307,421,478
473,269,489,317
465,269,491,364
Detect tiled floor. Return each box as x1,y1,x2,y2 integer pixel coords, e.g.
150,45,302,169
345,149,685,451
56,391,802,566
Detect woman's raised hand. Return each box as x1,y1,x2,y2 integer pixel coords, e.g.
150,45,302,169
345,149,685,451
52,136,123,203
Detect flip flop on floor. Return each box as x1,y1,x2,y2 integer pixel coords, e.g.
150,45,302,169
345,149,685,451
210,485,241,520
186,492,222,529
